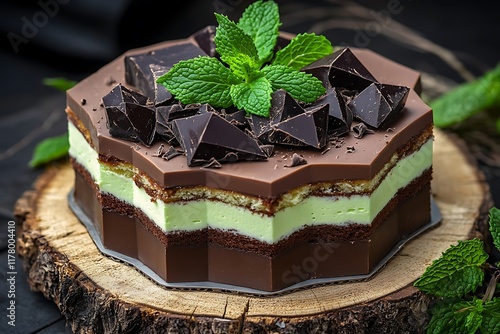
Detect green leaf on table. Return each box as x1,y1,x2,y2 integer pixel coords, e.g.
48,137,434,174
431,63,500,128
262,64,326,102
42,77,77,91
273,33,333,70
414,239,488,298
481,298,500,334
156,56,242,108
426,298,483,334
29,133,69,168
489,207,500,251
238,0,280,62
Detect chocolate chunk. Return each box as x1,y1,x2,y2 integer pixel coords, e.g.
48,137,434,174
284,153,307,167
248,90,329,149
124,42,207,100
346,146,355,153
80,98,86,105
308,87,353,136
352,122,375,139
222,107,248,130
192,25,217,57
348,83,409,128
150,64,173,106
303,47,376,91
259,144,274,157
172,112,267,166
102,84,156,146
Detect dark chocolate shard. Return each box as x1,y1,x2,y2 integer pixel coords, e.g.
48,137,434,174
124,42,207,100
150,64,173,106
352,122,375,139
248,90,328,149
376,83,410,125
307,87,353,136
192,25,217,57
284,153,307,167
303,47,376,91
222,107,248,130
259,144,274,158
103,84,156,146
348,82,409,128
172,112,267,166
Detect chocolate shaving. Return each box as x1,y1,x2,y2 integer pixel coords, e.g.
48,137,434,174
161,146,183,161
202,157,222,168
352,123,375,139
152,144,165,157
346,146,355,153
284,153,307,167
81,99,87,105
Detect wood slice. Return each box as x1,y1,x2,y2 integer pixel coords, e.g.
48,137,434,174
15,129,493,334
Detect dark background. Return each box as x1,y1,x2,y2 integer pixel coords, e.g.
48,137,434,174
0,0,499,332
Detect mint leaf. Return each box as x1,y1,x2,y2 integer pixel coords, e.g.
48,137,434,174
431,63,500,128
273,33,333,70
481,298,500,334
489,207,500,251
42,77,77,91
157,56,242,108
262,64,325,102
214,13,260,80
230,76,272,117
238,0,280,62
414,239,488,298
29,133,69,168
427,298,483,334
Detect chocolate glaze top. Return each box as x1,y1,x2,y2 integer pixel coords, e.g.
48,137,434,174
67,29,432,198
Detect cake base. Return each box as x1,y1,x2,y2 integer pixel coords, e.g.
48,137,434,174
15,130,494,333
67,189,441,295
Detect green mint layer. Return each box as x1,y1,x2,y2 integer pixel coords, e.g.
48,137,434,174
489,207,500,251
156,56,242,108
414,239,488,298
481,298,500,334
273,33,333,70
431,63,500,128
214,13,260,80
29,133,69,168
262,64,326,102
426,298,483,334
238,0,280,62
42,77,77,91
230,76,273,117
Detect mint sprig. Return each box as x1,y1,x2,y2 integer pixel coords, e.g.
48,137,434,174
414,206,500,334
29,77,77,168
157,0,332,117
431,63,500,129
29,133,70,168
414,239,488,298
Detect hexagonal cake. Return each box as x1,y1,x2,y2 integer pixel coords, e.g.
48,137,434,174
66,19,434,292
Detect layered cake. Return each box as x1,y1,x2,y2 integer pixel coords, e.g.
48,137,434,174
66,1,434,292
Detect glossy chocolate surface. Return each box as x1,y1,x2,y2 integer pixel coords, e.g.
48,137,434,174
67,28,431,198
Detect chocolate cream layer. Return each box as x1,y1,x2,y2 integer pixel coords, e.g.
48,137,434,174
68,117,432,244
